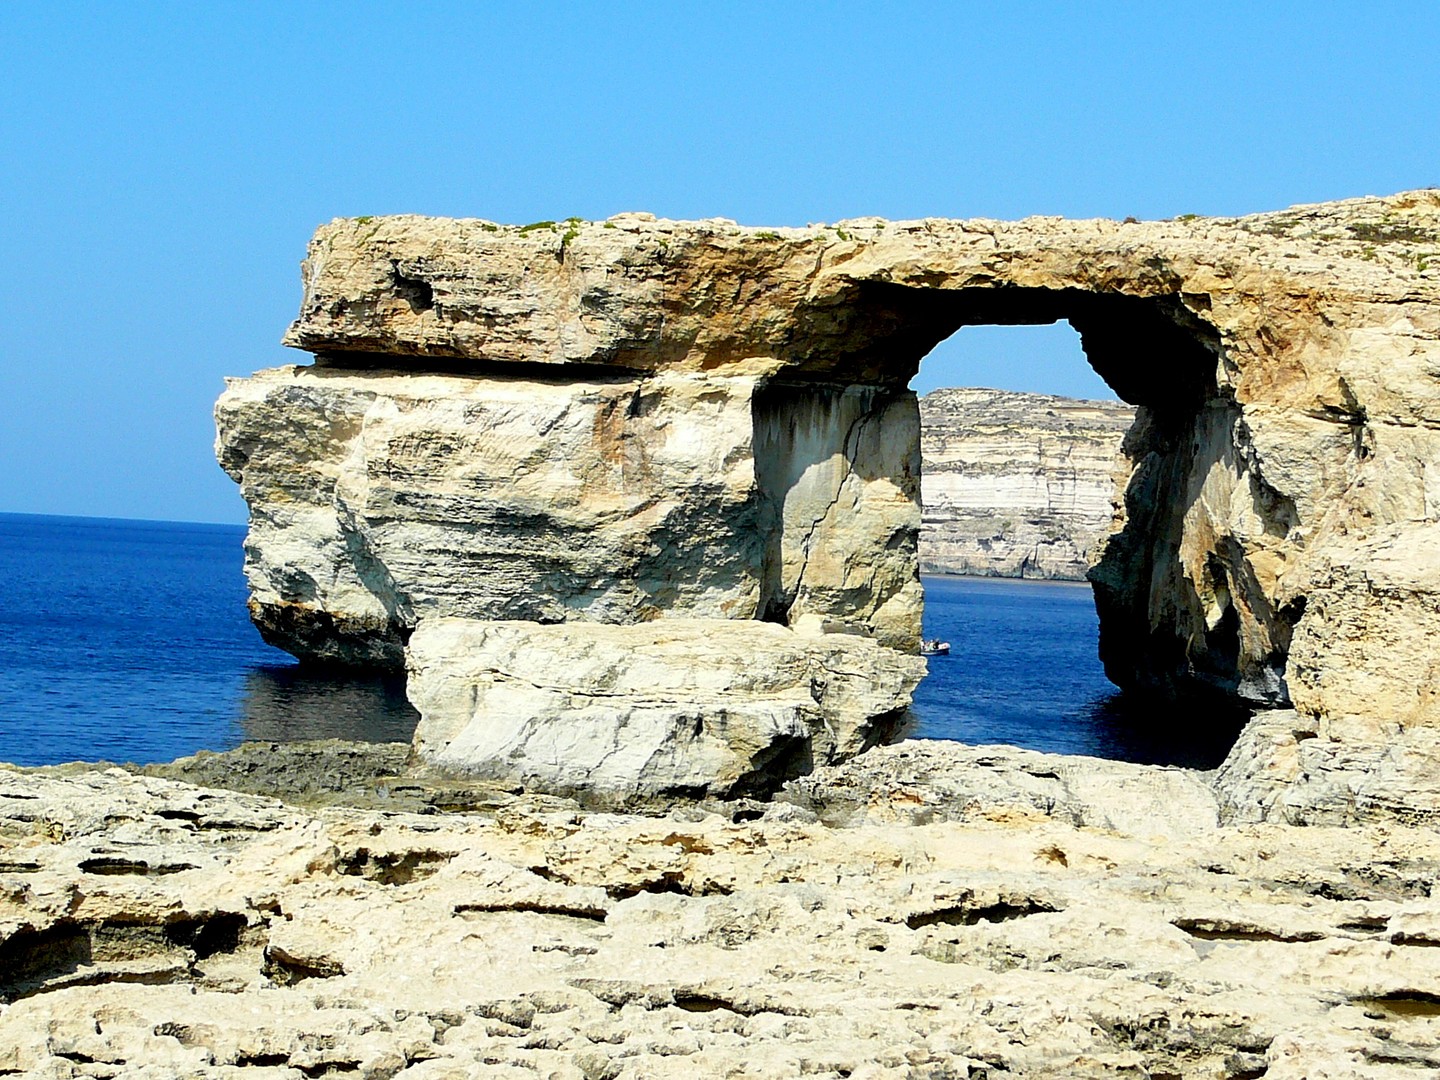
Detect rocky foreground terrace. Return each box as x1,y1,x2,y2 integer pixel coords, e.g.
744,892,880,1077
3,191,1440,1077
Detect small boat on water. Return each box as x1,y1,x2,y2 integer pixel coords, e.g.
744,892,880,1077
920,638,950,656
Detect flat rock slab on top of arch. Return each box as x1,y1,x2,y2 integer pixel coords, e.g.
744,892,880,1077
218,190,1440,813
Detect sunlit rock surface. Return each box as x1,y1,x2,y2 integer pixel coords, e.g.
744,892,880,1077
918,387,1134,579
5,757,1440,1077
217,367,921,664
407,618,925,802
218,190,1440,809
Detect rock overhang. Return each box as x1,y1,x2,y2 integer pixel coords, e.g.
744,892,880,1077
282,194,1437,382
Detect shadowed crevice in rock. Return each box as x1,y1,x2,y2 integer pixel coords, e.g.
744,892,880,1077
905,896,1059,930
0,922,93,1001
336,847,455,886
0,912,254,1002
77,856,197,876
454,900,609,922
308,351,652,384
389,260,434,313
1171,917,1325,943
262,944,345,985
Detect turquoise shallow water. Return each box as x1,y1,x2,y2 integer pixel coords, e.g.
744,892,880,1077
0,513,1237,768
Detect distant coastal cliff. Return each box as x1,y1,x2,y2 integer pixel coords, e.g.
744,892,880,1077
918,387,1135,580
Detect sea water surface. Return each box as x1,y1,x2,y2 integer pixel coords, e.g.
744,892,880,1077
0,512,1233,768
0,513,416,767
912,574,1240,767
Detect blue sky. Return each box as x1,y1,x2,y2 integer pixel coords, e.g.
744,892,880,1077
3,2,1437,523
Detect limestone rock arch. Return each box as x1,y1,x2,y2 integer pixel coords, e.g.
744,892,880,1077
217,192,1440,813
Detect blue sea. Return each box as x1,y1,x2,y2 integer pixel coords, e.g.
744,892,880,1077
0,513,416,767
0,513,1234,769
913,575,1240,767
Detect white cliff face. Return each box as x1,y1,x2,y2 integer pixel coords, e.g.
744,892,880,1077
753,383,923,644
217,366,922,667
217,364,924,797
917,387,1134,579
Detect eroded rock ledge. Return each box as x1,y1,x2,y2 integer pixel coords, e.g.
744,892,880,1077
4,753,1440,1077
217,191,1440,806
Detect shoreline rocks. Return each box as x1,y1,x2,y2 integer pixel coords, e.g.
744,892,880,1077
5,742,1440,1076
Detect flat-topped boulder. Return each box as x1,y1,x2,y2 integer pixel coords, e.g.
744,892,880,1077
218,191,1440,809
407,617,925,802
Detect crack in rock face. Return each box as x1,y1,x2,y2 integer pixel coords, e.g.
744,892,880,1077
216,191,1440,812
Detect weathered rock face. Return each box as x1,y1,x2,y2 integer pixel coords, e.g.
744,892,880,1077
218,363,924,795
918,387,1134,579
406,617,925,801
217,367,770,666
218,368,921,665
7,757,1440,1077
219,191,1440,805
1213,708,1440,826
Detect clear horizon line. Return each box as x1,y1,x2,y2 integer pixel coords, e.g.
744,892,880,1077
0,508,244,529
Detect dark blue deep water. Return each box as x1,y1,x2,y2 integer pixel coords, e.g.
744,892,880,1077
913,574,1241,768
0,513,417,767
0,514,1232,768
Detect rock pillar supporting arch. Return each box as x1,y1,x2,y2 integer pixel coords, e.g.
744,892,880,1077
785,280,1295,710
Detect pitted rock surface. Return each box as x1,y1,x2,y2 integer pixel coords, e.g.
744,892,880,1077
4,756,1440,1077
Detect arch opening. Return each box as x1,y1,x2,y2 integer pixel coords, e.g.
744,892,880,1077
763,284,1283,767
908,319,1252,767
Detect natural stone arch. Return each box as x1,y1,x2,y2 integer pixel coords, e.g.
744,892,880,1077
218,192,1440,816
788,282,1277,702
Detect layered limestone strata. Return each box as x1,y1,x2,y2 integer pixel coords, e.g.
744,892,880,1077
407,618,925,800
217,367,770,668
218,366,921,665
6,757,1440,1077
218,190,1440,804
917,387,1134,579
